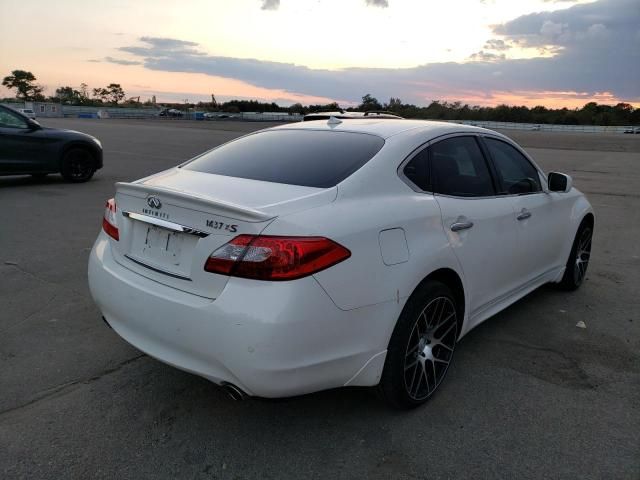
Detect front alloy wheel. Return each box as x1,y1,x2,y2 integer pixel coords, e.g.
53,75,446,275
559,221,593,290
573,227,592,285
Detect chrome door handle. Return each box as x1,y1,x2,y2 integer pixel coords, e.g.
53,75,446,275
450,221,474,232
517,209,532,221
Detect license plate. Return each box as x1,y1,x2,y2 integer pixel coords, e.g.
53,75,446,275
141,226,184,266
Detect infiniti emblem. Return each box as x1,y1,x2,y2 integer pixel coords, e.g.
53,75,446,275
146,195,162,209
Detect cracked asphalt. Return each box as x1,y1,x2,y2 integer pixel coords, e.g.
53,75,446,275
1,119,639,479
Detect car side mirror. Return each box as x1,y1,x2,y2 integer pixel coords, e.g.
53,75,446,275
548,172,572,193
25,118,41,130
27,118,42,130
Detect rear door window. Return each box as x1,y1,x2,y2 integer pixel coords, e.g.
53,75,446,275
430,136,495,197
183,129,385,188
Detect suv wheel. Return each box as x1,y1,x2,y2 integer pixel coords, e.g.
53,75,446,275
61,148,95,183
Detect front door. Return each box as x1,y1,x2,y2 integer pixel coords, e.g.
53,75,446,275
0,107,40,173
482,136,567,283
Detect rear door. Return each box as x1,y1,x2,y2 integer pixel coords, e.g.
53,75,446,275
430,135,519,319
482,136,568,282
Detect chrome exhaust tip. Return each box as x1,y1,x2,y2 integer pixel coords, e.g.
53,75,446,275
221,383,247,401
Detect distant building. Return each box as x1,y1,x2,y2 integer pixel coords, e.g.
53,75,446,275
29,102,64,118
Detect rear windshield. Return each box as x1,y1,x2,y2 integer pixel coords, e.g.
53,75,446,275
182,129,385,188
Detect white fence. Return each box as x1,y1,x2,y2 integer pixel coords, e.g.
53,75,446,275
449,120,634,134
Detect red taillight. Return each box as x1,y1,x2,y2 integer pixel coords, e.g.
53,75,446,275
102,198,119,241
204,235,351,281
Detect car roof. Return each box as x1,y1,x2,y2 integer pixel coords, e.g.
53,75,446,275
272,118,490,140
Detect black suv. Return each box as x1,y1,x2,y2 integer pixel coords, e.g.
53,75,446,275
0,105,103,182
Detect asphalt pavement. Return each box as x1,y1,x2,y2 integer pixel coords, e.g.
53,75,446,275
0,119,638,479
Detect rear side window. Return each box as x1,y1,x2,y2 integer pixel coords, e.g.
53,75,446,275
183,130,385,188
431,137,495,197
402,148,430,191
484,138,542,195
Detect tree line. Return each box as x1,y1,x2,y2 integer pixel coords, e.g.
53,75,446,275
187,95,640,126
2,70,638,125
2,70,127,106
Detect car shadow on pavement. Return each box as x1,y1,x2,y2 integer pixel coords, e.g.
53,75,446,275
0,174,68,188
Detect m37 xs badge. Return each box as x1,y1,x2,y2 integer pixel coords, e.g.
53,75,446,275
142,195,169,219
206,219,238,232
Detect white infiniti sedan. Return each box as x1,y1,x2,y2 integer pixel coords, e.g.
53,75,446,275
88,119,594,408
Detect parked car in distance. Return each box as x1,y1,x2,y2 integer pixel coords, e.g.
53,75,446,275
202,112,238,120
623,126,640,134
0,104,103,182
159,108,184,118
89,119,593,408
303,110,403,121
18,108,36,119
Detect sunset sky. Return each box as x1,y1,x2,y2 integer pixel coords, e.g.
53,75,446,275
1,0,638,108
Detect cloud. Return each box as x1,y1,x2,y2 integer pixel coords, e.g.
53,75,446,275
104,56,142,66
586,23,608,38
138,36,199,48
261,0,279,10
365,0,389,7
121,36,205,58
118,0,639,106
483,39,511,51
540,20,568,39
468,51,506,62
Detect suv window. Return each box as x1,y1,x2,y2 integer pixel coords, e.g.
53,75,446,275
0,107,28,129
431,136,495,197
402,148,430,191
485,138,542,194
183,129,385,188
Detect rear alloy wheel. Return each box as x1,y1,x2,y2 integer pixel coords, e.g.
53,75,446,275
559,223,592,290
379,281,459,409
61,148,95,183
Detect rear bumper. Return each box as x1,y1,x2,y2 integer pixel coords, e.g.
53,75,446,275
88,233,398,397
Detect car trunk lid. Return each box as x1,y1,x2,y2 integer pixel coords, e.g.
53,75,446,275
110,168,336,299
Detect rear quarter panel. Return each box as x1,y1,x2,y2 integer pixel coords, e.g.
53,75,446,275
262,130,466,335
262,188,464,354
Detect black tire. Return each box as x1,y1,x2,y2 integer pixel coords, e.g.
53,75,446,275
558,221,593,290
60,148,95,183
378,281,459,409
